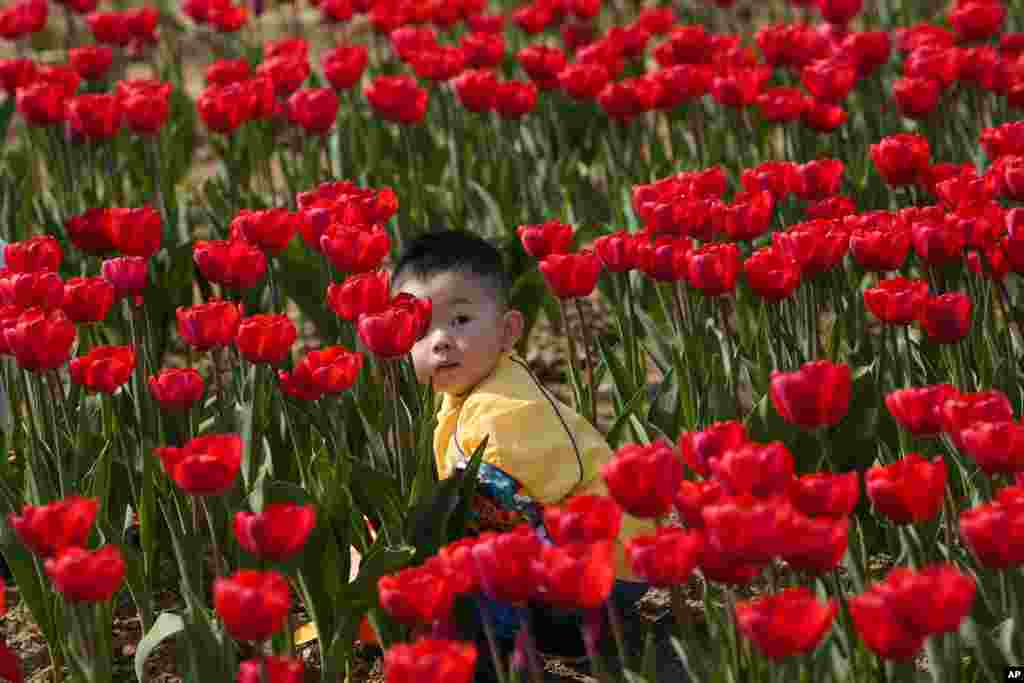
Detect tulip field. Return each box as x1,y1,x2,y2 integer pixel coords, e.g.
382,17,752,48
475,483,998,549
6,0,1024,680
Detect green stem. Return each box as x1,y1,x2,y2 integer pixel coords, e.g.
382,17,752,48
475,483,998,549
558,299,584,416
573,298,598,425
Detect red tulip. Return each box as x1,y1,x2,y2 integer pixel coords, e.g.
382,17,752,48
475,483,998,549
5,308,76,372
235,314,297,365
69,45,113,81
8,496,98,557
710,442,795,499
950,0,1005,42
255,54,310,96
234,503,316,562
66,93,122,140
625,528,703,587
744,246,801,302
593,230,641,273
865,453,946,524
917,292,972,344
410,45,466,82
787,471,860,518
237,657,304,683
155,433,242,496
893,76,942,119
864,277,929,325
45,545,125,603
773,221,850,278
104,206,163,258
735,587,836,659
4,235,61,274
287,87,339,134
871,133,931,187
678,420,747,478
461,31,504,69
116,79,172,135
0,640,19,683
230,209,298,255
637,237,690,282
674,479,725,530
16,81,69,126
686,242,741,296
384,638,477,683
471,526,543,603
702,495,790,563
66,208,116,255
650,64,713,108
539,250,602,299
193,240,267,290
981,121,1024,159
197,83,250,134
320,223,390,274
803,99,849,132
322,45,368,91
69,345,135,394
213,569,291,642
603,440,684,519
177,300,243,351
148,368,204,412
326,270,390,322
795,159,845,201
816,0,862,24
468,12,504,32
431,538,481,595
518,220,574,260
769,360,852,429
960,499,1024,569
801,59,857,104
911,216,967,266
291,346,363,395
365,75,428,125
885,384,958,437
711,66,771,108
851,563,974,660
453,69,497,113
850,220,912,272
543,495,622,545
959,421,1024,475
60,277,114,325
778,511,849,573
205,59,250,85
494,80,538,119
357,293,431,359
755,86,809,123
557,63,610,100
806,196,857,220
101,256,148,299
0,271,63,310
741,162,799,199
713,191,774,241
532,540,614,609
0,57,37,94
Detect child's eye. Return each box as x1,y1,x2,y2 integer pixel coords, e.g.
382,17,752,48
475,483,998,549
453,315,471,326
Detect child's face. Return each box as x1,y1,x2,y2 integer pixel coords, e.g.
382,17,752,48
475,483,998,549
396,271,522,396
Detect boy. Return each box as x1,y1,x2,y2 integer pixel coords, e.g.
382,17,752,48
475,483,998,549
392,230,653,669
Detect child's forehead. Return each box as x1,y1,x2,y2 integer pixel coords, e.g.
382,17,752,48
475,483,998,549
395,271,494,304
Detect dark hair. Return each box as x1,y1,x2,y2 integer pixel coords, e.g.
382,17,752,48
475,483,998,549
391,230,510,307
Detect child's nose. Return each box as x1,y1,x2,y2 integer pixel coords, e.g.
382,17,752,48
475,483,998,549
431,329,452,353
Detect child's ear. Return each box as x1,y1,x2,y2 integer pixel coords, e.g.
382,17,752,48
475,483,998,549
501,309,525,350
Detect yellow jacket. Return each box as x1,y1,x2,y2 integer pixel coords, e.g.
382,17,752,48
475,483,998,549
433,352,653,579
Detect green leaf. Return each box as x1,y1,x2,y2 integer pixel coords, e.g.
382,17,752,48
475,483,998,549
135,611,184,683
404,437,485,562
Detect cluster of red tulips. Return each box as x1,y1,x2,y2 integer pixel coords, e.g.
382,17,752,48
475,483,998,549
4,0,1024,679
